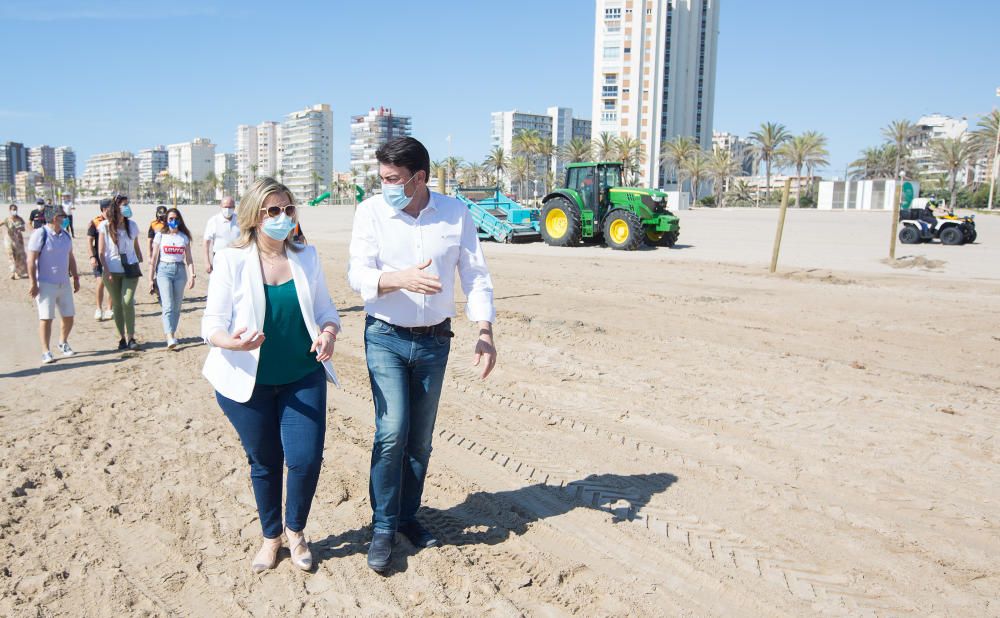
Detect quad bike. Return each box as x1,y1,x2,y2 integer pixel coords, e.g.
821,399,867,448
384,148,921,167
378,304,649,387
898,208,976,245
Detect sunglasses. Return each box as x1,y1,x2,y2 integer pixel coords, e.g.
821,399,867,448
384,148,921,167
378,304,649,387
260,203,296,218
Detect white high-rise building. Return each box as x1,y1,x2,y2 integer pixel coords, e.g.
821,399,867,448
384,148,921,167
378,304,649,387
54,146,76,183
281,103,333,200
908,114,970,180
236,124,259,196
215,153,237,199
350,106,412,184
168,137,216,188
136,146,168,184
256,121,282,179
80,151,137,195
28,145,56,179
712,131,755,176
490,107,592,183
592,0,720,187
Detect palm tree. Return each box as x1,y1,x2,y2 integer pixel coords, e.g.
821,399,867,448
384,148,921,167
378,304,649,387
972,110,1000,207
801,131,830,198
460,162,486,187
659,136,699,191
442,156,463,187
0,182,10,201
707,149,741,206
882,119,917,179
484,146,506,190
249,163,258,183
725,179,755,207
594,132,618,161
748,122,790,203
777,133,828,207
679,150,708,202
311,170,323,198
508,156,531,201
615,135,645,186
929,135,972,209
560,137,593,163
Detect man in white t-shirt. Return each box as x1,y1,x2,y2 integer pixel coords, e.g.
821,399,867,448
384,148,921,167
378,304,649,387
62,195,76,237
203,196,240,274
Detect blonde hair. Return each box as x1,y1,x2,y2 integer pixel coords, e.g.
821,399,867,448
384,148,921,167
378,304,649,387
232,177,303,252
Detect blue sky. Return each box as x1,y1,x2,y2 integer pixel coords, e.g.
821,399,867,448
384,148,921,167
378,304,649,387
1,0,997,179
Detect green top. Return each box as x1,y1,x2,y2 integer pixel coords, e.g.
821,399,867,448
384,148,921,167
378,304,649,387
256,279,318,386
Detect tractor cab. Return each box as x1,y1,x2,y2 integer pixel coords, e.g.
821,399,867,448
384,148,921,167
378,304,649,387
564,162,622,222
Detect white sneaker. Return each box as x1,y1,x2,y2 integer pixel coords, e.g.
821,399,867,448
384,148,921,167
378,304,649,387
167,338,179,350
58,342,75,357
103,309,115,320
41,352,54,365
94,308,104,320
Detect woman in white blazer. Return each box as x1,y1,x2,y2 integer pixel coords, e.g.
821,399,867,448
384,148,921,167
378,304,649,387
202,177,340,574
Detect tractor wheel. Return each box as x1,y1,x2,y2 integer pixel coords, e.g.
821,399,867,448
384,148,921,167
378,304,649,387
940,226,964,245
603,210,645,251
540,197,582,247
644,229,679,247
898,226,920,245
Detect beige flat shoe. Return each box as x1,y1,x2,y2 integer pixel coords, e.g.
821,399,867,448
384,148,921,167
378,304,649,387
252,537,282,573
285,528,312,571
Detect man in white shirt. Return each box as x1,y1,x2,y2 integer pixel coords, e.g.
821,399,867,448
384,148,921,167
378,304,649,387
203,196,240,274
61,195,76,237
348,137,497,573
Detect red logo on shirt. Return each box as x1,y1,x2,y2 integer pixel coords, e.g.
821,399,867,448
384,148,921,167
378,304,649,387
163,245,185,255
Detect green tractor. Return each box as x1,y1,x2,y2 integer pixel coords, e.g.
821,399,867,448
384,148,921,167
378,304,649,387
539,161,680,250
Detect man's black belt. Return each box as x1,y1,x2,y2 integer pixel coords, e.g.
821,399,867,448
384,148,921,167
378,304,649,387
372,317,454,337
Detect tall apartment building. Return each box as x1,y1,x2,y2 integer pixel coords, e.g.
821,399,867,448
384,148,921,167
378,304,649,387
168,137,216,188
712,131,755,176
256,121,282,179
491,107,592,182
350,106,412,183
592,0,720,187
215,153,237,198
908,113,971,180
137,146,169,184
0,142,29,195
281,103,333,200
54,146,76,183
28,145,56,179
15,171,39,200
235,124,258,196
80,151,137,195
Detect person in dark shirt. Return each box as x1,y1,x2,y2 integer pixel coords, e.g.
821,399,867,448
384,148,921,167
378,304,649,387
87,199,113,320
28,199,46,229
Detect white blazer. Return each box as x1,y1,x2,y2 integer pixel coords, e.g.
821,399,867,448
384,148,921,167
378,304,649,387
201,242,341,403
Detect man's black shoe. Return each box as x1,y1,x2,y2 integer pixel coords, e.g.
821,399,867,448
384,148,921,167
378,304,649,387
117,338,128,351
367,530,395,572
399,521,440,549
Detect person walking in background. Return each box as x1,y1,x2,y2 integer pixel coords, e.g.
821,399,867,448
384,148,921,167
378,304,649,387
203,196,240,275
147,205,168,298
150,208,196,349
348,137,497,573
26,204,79,365
28,199,46,230
87,199,113,320
1,203,29,279
97,194,143,351
202,177,341,574
61,193,76,237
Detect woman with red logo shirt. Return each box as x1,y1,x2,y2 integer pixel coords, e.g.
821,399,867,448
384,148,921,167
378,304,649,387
150,208,196,349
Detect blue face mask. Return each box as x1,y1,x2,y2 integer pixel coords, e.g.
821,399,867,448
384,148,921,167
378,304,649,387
167,219,179,230
60,218,71,230
381,175,416,210
262,213,295,241
121,205,133,218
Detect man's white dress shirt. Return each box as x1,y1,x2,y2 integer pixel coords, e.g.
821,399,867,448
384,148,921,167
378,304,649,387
348,191,495,328
204,212,240,254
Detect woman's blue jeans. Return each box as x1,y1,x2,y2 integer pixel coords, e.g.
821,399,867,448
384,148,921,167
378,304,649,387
216,367,327,539
365,316,451,533
155,261,187,335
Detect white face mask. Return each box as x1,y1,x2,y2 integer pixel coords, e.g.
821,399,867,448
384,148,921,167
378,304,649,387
223,207,235,219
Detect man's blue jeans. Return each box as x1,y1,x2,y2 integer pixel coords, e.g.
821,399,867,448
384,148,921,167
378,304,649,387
365,316,451,533
216,367,327,539
155,261,187,335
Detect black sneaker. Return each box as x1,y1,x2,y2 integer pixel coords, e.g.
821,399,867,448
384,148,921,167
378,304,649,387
366,530,395,573
127,338,140,351
117,338,128,351
399,520,440,549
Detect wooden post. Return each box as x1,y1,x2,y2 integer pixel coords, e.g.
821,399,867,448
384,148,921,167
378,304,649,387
769,178,792,273
889,181,902,260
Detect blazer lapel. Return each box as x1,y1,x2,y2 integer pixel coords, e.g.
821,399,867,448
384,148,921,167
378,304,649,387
288,249,316,338
245,243,266,332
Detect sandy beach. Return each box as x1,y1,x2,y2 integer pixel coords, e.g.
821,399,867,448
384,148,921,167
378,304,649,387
1,202,998,616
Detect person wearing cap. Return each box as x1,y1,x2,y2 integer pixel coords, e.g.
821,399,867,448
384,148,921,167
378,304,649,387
147,205,168,298
28,199,46,230
26,204,79,365
203,196,240,275
87,199,114,320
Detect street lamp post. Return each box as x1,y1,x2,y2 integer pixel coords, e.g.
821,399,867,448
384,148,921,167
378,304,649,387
987,87,1000,210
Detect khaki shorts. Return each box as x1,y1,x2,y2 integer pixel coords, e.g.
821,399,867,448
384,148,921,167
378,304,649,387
37,281,75,320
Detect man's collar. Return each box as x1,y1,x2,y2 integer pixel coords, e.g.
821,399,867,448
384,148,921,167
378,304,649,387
386,188,437,219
